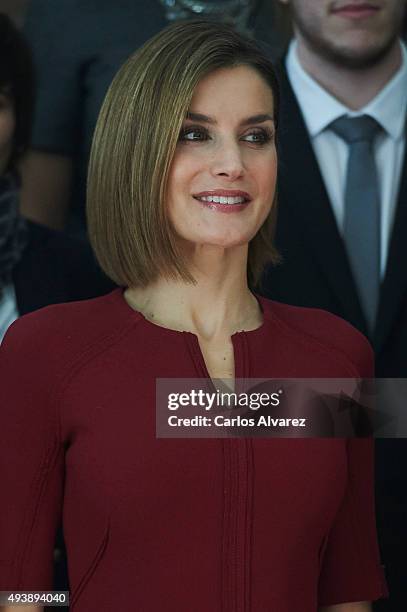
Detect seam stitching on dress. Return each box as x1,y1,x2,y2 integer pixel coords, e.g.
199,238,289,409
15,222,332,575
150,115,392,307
267,310,362,377
14,461,47,586
70,516,110,609
347,441,384,596
49,318,145,441
12,318,143,584
234,442,239,612
245,438,254,612
222,440,232,612
17,442,63,587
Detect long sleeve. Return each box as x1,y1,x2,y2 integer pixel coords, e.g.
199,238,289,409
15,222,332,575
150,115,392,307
0,316,64,590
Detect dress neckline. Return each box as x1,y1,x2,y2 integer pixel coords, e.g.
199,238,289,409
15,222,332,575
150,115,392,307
110,286,273,340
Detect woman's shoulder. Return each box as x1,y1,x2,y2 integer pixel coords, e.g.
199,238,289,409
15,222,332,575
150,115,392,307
1,289,132,369
259,296,374,378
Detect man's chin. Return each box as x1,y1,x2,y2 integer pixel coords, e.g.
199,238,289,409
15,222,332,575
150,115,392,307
316,36,399,69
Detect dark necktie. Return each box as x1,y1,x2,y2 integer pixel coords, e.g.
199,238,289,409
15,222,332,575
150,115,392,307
329,115,382,333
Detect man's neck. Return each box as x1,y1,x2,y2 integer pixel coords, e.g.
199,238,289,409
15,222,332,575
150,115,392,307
295,36,403,110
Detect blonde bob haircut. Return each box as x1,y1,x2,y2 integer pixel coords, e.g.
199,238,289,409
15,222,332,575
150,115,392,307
87,19,280,290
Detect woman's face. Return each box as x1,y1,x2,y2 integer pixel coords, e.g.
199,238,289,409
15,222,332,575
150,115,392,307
0,88,15,174
166,65,277,251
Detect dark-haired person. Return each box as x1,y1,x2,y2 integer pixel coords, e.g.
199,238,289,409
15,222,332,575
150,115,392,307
0,21,387,612
0,13,114,343
261,2,407,609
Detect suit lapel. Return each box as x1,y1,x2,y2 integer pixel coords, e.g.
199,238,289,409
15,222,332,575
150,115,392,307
277,65,368,334
374,143,407,353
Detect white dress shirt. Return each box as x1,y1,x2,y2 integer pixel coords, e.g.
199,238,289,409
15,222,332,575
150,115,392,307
0,284,19,343
286,39,407,278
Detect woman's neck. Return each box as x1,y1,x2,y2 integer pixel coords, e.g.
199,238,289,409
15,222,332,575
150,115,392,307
124,270,262,341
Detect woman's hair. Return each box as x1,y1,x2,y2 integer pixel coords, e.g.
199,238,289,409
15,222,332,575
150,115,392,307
87,19,280,290
0,13,35,170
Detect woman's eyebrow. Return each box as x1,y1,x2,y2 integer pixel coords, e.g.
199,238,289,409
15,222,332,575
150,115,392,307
240,114,274,126
185,111,274,126
185,111,215,124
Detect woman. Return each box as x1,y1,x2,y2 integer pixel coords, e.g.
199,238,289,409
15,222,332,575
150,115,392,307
0,20,387,612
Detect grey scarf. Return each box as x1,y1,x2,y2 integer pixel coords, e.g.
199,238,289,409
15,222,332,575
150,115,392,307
0,171,28,294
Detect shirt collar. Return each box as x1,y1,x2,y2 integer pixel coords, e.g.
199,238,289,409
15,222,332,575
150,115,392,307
286,39,407,139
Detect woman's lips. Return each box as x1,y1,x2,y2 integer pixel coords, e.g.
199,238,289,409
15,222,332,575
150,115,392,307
193,190,252,201
332,3,380,19
193,191,251,214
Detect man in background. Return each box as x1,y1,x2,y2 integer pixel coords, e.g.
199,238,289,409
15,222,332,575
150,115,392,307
261,1,407,609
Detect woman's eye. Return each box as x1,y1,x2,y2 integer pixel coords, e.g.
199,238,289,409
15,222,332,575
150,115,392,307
179,128,209,142
242,130,273,144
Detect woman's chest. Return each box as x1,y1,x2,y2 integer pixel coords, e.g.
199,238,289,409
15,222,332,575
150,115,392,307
198,336,235,381
62,364,348,530
60,332,351,536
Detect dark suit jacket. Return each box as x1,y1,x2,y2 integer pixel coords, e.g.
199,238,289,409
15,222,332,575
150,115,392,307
12,220,115,315
260,65,407,611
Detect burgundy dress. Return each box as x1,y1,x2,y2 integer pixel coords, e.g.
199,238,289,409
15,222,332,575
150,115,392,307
0,288,387,611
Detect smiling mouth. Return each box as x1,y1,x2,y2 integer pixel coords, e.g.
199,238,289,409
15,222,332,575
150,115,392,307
193,190,252,205
192,191,251,214
194,195,248,205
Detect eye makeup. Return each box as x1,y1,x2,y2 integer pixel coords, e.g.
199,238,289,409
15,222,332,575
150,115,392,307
178,124,274,145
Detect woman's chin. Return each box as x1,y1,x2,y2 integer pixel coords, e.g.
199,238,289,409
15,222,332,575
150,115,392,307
188,235,252,251
176,227,257,249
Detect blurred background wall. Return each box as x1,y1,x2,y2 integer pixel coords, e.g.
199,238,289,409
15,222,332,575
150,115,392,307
0,0,30,26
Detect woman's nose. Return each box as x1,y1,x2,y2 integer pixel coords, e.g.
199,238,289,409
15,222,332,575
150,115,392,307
209,140,245,181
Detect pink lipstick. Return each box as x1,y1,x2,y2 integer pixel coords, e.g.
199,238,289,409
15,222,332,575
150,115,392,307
193,190,252,214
